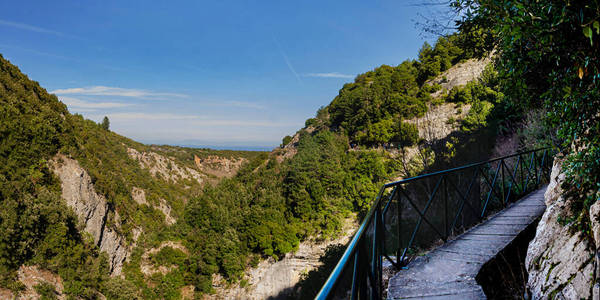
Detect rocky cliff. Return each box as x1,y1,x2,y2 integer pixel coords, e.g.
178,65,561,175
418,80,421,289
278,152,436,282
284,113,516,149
49,154,134,276
525,157,597,299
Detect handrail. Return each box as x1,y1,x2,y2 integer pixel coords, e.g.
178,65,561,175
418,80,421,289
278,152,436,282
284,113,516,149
316,147,553,300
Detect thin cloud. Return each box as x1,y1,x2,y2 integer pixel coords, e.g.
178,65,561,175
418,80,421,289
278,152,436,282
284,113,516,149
304,72,354,79
51,86,188,99
94,112,295,127
0,19,78,39
206,100,266,110
189,119,295,127
100,113,199,121
60,96,133,109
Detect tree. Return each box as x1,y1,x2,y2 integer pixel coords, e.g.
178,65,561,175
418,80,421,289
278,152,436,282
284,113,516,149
453,0,600,225
100,116,110,130
281,135,292,148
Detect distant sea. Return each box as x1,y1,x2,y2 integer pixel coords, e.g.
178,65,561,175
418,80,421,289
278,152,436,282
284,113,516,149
139,139,275,152
178,145,274,152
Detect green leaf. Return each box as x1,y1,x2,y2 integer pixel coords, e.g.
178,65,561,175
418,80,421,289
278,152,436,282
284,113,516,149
583,26,592,38
594,21,600,34
583,26,593,45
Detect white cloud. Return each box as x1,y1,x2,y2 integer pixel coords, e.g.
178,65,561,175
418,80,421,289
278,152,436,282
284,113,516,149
60,96,133,109
93,112,295,127
0,19,75,38
304,72,354,79
51,86,188,99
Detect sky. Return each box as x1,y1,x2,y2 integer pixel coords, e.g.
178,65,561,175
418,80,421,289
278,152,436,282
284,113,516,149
0,0,443,150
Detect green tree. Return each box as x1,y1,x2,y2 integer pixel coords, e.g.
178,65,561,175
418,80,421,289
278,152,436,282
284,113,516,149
100,116,110,130
281,135,293,147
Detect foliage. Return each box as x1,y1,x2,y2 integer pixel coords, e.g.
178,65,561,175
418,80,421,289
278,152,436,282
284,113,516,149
100,116,110,131
0,54,110,298
101,277,140,300
453,0,600,223
150,247,187,267
34,282,58,300
328,32,480,147
281,135,292,147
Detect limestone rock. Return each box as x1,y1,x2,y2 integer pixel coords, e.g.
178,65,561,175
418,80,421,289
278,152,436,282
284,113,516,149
525,157,594,299
590,200,600,249
209,218,357,300
193,154,246,178
49,154,132,276
428,57,492,99
131,187,175,225
127,147,204,184
157,198,176,226
131,187,148,205
17,265,65,300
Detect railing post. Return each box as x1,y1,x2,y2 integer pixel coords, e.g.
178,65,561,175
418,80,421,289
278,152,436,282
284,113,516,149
372,204,379,298
396,188,403,267
444,175,449,239
501,160,506,206
351,248,360,300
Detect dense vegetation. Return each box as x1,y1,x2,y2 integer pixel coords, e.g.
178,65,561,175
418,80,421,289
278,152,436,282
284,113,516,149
328,33,481,147
453,0,600,228
0,26,509,299
0,54,108,297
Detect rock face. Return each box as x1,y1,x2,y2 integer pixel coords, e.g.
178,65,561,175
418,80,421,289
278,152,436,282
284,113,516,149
427,57,492,98
0,265,67,299
194,154,247,178
525,157,595,299
49,154,130,276
127,147,204,184
210,219,356,300
130,186,175,225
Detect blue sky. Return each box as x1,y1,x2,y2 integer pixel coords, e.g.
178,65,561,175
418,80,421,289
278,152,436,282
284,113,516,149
0,1,441,149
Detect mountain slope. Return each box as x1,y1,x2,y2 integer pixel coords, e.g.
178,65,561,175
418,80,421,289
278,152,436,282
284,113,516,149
0,29,503,299
0,54,261,298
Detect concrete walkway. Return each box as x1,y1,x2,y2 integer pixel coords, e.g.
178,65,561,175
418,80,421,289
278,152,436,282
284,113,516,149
387,186,547,299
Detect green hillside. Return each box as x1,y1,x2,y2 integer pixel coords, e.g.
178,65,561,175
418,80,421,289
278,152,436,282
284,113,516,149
0,28,508,299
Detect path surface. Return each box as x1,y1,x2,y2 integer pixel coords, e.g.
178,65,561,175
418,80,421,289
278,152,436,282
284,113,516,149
387,186,547,299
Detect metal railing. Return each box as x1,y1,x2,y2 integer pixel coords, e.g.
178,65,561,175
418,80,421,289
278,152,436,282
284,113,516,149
316,148,553,300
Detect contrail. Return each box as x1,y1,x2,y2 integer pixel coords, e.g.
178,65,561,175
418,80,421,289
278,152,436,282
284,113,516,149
0,19,82,39
272,36,302,84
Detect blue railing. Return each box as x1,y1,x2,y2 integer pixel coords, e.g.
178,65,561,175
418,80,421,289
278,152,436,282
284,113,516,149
316,148,552,299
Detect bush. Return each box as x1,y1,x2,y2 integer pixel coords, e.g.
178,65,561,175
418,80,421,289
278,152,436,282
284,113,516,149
281,135,293,147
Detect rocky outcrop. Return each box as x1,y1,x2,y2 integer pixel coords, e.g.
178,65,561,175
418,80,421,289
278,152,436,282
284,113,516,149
0,265,67,299
427,57,492,99
140,241,188,277
210,219,356,300
131,187,148,205
407,102,470,142
275,126,316,163
194,154,247,178
130,187,175,225
525,157,595,299
49,154,132,276
127,148,204,184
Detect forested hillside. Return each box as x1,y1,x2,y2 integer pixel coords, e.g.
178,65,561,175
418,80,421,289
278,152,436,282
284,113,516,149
0,27,512,299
